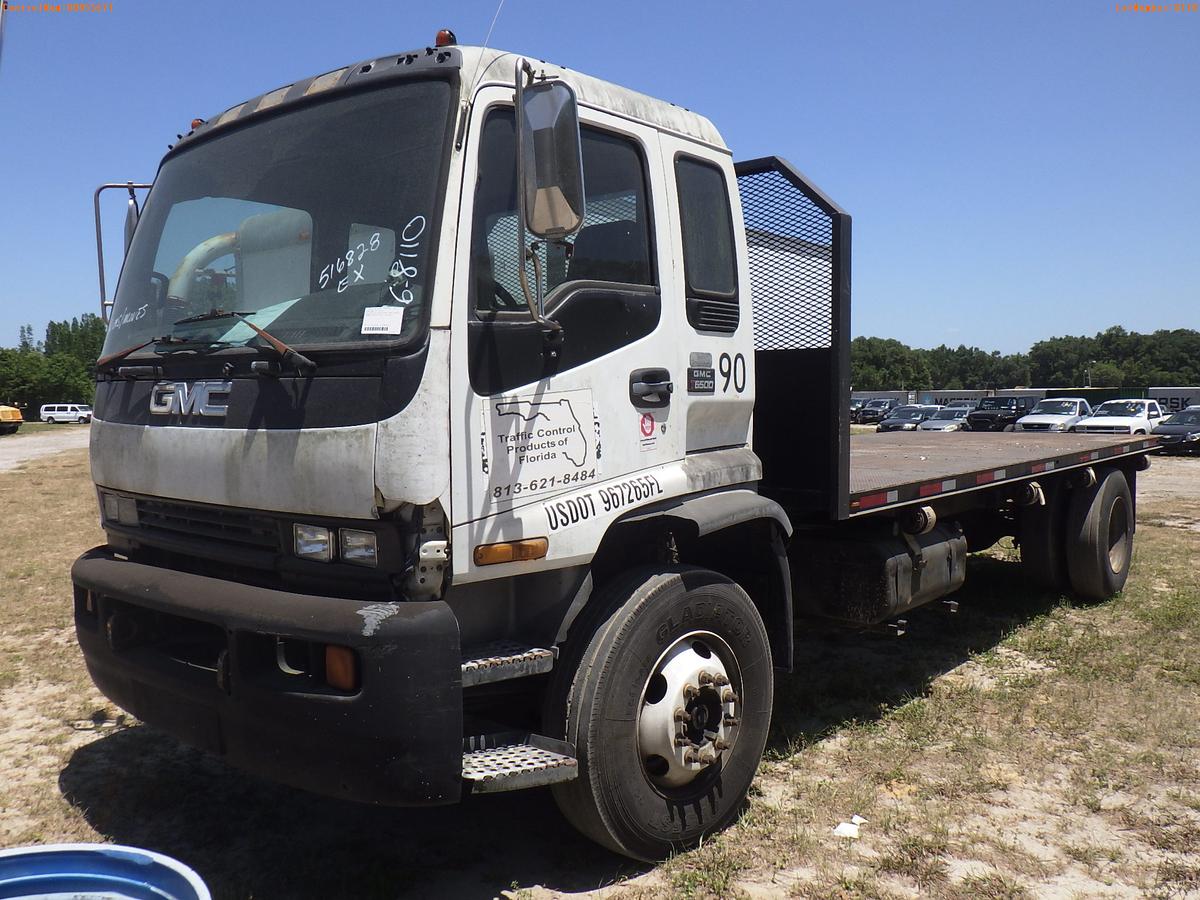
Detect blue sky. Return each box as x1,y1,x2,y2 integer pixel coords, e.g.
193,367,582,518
0,0,1195,354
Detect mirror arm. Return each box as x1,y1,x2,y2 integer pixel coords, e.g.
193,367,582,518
513,58,562,335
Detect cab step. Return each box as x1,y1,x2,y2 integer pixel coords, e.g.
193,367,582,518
460,640,555,687
462,733,578,793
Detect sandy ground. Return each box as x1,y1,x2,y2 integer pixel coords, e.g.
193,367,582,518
1,449,1198,898
0,427,90,472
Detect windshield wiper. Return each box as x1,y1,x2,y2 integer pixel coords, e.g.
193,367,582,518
97,335,189,372
173,308,316,373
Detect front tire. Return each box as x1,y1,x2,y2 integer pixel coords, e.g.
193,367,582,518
46,417,56,425
1065,468,1133,600
548,567,773,861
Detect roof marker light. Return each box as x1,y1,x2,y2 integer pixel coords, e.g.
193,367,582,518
435,28,457,47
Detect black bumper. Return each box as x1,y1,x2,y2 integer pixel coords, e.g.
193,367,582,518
72,547,463,806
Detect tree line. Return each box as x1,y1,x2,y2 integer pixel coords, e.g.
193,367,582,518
0,316,107,414
852,326,1200,391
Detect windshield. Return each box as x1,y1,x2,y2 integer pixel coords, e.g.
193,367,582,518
103,78,455,358
866,400,892,408
1162,411,1200,426
978,398,1016,410
892,407,924,419
1031,400,1079,415
931,409,961,420
1094,401,1144,417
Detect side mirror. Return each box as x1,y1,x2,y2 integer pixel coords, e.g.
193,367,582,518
517,70,585,240
124,193,140,255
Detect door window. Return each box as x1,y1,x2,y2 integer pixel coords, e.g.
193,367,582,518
471,108,654,314
468,108,660,395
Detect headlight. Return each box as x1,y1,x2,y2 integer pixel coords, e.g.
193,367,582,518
339,528,378,567
943,425,958,431
100,491,139,526
1049,423,1066,431
293,524,333,562
1187,433,1200,442
903,423,917,430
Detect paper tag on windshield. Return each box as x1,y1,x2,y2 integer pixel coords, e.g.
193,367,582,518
361,306,405,335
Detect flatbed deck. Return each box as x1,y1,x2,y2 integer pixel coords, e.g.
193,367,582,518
848,433,1157,516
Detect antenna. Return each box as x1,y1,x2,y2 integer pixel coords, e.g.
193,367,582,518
468,0,508,94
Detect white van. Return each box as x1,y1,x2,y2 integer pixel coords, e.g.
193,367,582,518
39,404,93,424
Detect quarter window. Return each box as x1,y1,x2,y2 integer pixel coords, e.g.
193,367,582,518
675,156,738,333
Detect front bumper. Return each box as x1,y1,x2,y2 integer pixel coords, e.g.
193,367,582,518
72,547,463,806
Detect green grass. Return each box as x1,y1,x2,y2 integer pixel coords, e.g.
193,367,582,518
3,421,90,437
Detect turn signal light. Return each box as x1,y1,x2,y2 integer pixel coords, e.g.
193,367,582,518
325,645,358,692
473,538,549,566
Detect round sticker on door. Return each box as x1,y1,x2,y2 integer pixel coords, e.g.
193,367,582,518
639,412,657,452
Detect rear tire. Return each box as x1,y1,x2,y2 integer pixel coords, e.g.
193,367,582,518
547,566,773,861
46,417,56,424
1020,481,1070,590
1065,468,1133,601
1003,424,1016,432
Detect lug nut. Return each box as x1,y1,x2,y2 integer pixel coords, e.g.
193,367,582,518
673,707,691,723
698,749,716,765
722,689,739,704
698,671,714,685
713,738,731,751
713,673,729,686
724,714,740,726
683,684,699,700
684,749,697,764
675,736,692,747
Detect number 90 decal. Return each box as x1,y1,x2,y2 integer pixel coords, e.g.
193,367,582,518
718,352,746,393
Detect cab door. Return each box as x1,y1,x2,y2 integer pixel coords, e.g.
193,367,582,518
655,135,756,455
447,86,681,580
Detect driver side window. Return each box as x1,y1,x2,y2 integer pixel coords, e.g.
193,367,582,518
470,108,654,315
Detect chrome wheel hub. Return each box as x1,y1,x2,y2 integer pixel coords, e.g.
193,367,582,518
638,632,741,789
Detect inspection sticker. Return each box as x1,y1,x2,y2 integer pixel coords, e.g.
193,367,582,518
361,306,405,335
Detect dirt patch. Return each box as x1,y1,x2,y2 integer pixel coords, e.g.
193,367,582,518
2,450,1199,898
0,426,90,472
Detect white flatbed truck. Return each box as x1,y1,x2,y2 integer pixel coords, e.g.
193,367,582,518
75,36,1156,860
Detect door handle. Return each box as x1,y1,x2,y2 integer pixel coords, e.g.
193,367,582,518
630,368,673,408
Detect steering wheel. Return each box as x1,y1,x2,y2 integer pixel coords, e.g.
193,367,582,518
492,280,523,311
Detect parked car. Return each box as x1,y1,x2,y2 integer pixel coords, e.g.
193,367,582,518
965,396,1040,432
1151,408,1200,455
919,407,971,431
849,399,866,423
0,403,23,436
877,405,940,432
1073,399,1162,435
857,398,902,425
1015,398,1092,433
39,404,93,424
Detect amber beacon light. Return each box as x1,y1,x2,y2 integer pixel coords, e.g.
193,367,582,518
435,28,457,47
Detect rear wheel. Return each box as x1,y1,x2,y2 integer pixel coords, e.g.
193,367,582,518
547,566,773,861
46,417,56,424
1065,468,1133,600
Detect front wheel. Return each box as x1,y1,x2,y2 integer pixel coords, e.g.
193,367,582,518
1003,424,1016,432
77,416,88,424
46,417,56,425
548,567,773,861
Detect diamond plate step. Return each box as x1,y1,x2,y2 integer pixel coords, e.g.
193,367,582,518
462,733,578,793
460,640,555,687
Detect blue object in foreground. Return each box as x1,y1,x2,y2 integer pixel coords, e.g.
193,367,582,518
0,844,210,900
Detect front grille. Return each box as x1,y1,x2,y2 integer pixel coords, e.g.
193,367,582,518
1020,422,1051,431
135,497,280,552
1079,426,1129,434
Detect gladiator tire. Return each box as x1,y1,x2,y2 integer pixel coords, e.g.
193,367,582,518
546,566,773,861
1065,467,1133,601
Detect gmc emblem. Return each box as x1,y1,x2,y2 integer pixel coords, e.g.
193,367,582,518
149,381,233,417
